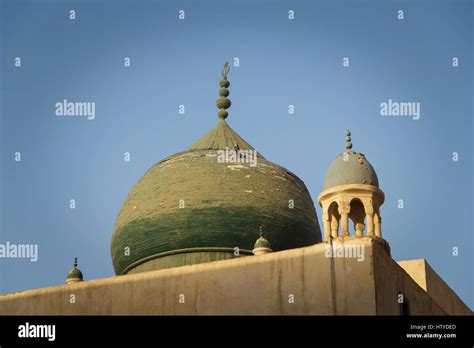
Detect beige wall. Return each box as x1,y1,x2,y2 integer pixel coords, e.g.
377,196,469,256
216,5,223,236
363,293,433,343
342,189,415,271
398,259,472,315
0,240,469,315
372,242,447,315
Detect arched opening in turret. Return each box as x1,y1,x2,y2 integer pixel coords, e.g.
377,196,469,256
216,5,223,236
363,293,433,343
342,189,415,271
327,201,341,239
349,198,366,236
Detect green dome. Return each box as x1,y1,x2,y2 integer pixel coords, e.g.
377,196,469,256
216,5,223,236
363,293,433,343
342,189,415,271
254,236,272,250
67,267,83,280
324,150,379,190
111,120,322,275
66,258,83,282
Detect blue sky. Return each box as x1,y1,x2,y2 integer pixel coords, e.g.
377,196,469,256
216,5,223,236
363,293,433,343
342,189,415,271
0,0,472,308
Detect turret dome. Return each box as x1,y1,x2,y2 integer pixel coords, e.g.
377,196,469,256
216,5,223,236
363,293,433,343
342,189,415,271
66,258,83,284
323,130,379,189
252,228,273,255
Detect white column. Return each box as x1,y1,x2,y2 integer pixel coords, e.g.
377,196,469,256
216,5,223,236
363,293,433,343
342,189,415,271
330,218,338,239
323,218,331,241
366,213,374,237
339,205,350,237
374,213,382,238
340,212,349,237
355,223,364,237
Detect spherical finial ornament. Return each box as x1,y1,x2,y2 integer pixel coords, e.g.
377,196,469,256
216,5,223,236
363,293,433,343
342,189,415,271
216,97,231,110
217,62,231,120
345,129,352,150
219,80,230,88
218,110,228,119
219,88,229,97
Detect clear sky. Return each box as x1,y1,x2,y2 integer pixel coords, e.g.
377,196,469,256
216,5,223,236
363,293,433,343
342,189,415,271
0,0,472,308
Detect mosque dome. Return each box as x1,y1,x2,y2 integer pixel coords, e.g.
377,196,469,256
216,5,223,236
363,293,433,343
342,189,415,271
66,258,83,284
68,268,82,280
323,130,379,190
252,228,273,256
254,236,272,250
110,63,322,275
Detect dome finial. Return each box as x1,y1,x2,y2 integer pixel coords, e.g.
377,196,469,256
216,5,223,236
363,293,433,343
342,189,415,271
345,129,352,150
221,62,230,79
73,257,78,268
216,62,232,120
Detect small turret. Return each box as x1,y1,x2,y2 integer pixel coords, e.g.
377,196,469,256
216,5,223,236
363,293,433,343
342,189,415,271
252,227,273,256
66,257,83,284
318,130,385,242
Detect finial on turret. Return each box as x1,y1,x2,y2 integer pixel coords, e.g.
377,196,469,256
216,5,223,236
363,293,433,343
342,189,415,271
216,62,232,120
345,129,352,150
73,257,78,268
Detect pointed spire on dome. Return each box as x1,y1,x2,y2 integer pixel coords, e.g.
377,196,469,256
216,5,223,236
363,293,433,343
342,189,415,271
187,62,265,156
216,62,231,120
345,129,353,150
